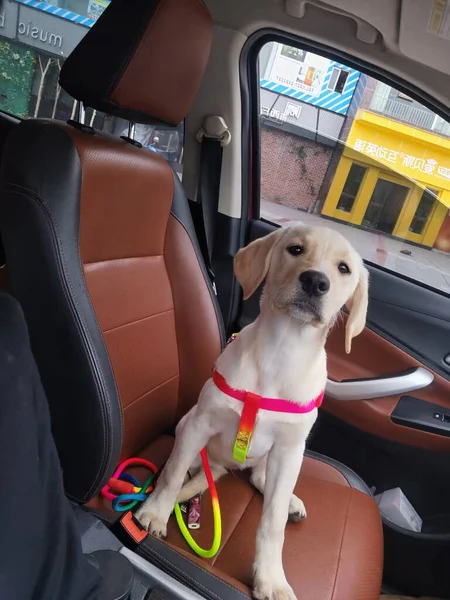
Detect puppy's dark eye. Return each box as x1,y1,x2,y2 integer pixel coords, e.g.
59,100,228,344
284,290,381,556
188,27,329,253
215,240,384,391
338,262,350,274
287,245,303,256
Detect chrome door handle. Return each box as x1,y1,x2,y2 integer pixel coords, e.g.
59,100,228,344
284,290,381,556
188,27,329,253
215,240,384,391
326,367,434,401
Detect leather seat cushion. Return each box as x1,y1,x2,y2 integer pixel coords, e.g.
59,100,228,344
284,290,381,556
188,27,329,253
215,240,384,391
89,435,383,600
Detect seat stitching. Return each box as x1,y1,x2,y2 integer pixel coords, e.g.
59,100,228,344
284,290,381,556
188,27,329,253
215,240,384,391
163,217,183,419
75,212,121,500
143,547,224,600
169,210,225,349
83,254,164,266
140,541,250,600
329,488,353,600
4,184,114,500
102,308,173,334
122,374,179,411
211,484,257,566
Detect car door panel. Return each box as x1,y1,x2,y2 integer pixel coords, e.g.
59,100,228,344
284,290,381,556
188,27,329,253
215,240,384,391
325,316,450,451
366,265,450,379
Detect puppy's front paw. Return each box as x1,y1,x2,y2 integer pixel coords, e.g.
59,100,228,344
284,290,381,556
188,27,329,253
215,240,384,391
288,495,306,522
135,505,168,538
253,577,297,600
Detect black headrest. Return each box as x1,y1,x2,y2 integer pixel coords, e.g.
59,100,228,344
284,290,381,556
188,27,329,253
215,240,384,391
59,0,212,126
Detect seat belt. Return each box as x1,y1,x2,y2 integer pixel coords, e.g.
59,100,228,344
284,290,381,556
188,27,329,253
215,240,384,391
0,231,5,269
193,116,231,294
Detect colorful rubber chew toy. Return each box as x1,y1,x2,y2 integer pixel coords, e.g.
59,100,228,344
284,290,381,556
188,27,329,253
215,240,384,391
101,457,158,512
101,449,222,559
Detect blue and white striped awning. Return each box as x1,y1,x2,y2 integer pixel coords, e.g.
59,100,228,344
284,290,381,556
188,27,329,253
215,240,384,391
15,0,97,28
260,61,361,116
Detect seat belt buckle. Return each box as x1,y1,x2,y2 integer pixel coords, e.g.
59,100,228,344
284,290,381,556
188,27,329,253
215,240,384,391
112,510,148,548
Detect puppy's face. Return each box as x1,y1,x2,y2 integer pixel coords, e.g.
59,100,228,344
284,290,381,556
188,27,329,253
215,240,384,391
234,225,369,353
265,226,361,325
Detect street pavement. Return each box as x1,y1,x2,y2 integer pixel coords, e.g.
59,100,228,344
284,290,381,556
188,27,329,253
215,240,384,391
261,200,450,294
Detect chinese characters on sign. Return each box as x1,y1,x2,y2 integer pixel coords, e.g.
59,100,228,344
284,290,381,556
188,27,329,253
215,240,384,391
260,103,302,123
353,138,450,181
261,107,286,122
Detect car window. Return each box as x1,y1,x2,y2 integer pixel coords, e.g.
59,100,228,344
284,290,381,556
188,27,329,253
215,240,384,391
258,41,450,294
119,123,185,176
0,0,183,172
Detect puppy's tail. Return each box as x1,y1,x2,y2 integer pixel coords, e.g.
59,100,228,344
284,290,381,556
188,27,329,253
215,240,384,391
176,465,227,504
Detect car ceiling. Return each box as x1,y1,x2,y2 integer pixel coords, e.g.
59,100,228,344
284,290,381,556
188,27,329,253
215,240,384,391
203,0,450,114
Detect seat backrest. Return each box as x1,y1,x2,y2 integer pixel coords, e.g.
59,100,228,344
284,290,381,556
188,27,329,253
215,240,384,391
0,0,224,504
0,112,18,293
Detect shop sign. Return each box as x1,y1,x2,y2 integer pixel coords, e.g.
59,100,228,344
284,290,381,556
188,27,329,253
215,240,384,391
260,43,361,116
0,2,86,57
0,2,19,41
347,113,450,190
16,5,86,57
260,102,302,124
352,138,450,183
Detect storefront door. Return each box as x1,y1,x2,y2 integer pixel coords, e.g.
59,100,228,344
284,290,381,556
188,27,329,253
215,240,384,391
362,175,410,234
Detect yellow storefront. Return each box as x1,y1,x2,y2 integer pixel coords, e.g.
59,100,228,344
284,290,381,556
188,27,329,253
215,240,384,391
322,110,450,247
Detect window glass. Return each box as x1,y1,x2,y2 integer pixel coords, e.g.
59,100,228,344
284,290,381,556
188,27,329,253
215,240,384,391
119,122,185,177
409,189,438,235
327,68,348,94
336,163,366,212
258,41,450,293
362,178,410,234
0,1,184,171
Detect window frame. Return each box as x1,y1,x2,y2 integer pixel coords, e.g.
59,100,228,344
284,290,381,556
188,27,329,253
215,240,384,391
327,67,349,94
240,29,450,298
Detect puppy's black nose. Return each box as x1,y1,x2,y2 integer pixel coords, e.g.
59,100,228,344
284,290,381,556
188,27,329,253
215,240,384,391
299,270,330,297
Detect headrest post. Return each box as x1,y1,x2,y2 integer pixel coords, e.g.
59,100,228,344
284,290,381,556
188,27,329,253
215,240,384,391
76,101,85,126
127,122,136,141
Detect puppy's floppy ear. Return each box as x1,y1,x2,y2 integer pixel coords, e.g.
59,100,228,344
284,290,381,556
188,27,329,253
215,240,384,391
345,265,369,354
234,228,284,300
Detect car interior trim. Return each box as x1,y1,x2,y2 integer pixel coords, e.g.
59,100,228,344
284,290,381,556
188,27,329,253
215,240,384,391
326,367,434,401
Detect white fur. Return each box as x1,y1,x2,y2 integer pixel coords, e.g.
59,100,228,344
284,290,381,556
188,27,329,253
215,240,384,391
136,225,368,600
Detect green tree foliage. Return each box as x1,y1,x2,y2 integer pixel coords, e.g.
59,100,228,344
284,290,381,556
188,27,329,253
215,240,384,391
0,40,36,118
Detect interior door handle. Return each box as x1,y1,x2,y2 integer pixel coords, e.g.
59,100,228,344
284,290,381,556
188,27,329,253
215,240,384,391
326,367,434,401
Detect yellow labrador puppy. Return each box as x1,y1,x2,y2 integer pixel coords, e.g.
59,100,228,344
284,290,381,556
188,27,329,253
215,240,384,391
136,225,369,600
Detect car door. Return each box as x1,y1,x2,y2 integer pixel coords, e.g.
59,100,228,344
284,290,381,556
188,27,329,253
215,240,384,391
234,32,450,598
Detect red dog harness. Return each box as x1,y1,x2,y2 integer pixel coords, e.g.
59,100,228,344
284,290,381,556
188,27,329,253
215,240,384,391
212,369,324,463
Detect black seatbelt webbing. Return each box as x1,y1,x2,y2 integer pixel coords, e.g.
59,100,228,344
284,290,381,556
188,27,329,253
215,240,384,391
195,136,223,293
0,231,5,268
197,137,223,264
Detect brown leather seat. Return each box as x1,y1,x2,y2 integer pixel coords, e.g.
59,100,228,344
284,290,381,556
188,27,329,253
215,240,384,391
0,1,383,598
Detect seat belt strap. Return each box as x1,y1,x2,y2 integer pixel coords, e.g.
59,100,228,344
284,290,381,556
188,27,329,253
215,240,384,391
194,116,231,294
0,231,5,269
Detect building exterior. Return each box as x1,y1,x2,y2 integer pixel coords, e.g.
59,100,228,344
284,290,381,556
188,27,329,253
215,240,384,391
260,126,333,210
321,99,450,251
0,0,109,123
258,42,450,254
259,42,365,212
